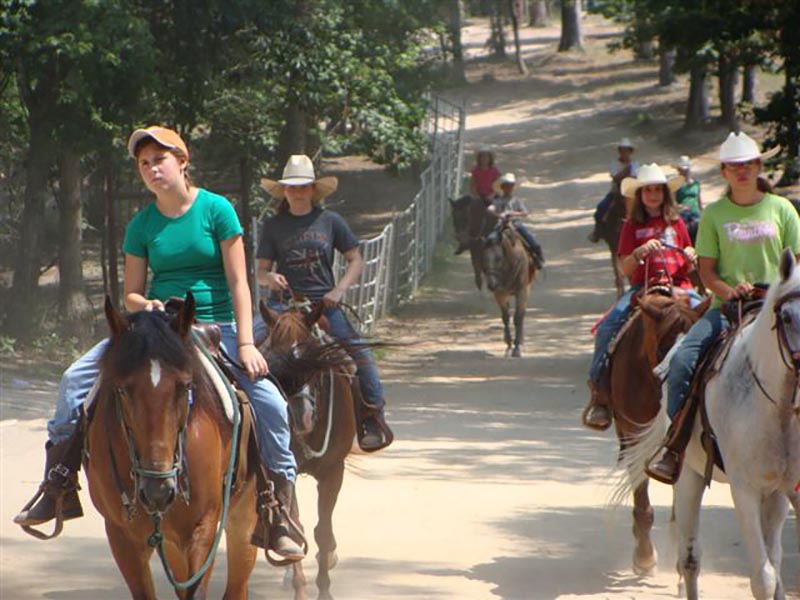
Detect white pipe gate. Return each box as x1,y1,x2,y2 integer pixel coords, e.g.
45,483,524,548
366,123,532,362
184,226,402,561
254,96,465,334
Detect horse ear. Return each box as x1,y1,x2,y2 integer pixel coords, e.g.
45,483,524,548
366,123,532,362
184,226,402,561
259,300,280,327
305,302,325,328
104,296,129,338
172,292,195,338
779,247,795,282
693,295,712,317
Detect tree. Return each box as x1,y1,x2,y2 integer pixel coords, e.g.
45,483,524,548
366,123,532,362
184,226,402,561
558,0,584,52
529,0,549,27
509,0,528,74
447,0,468,83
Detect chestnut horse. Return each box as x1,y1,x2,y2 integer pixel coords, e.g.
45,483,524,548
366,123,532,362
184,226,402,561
85,295,258,599
607,290,709,575
259,300,358,599
482,218,537,357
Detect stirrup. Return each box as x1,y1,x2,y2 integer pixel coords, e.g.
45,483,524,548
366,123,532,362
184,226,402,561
16,474,79,541
255,484,308,567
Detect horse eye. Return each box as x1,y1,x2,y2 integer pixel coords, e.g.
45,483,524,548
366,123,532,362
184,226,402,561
783,313,793,325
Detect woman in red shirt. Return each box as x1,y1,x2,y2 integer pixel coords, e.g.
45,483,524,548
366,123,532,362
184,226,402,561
469,149,501,200
583,163,700,430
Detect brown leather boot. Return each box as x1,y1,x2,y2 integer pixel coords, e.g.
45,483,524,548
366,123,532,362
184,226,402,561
268,473,305,561
357,406,394,452
582,380,611,431
14,440,83,529
646,447,682,485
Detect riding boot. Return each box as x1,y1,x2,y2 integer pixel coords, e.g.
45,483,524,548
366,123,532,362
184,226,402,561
356,401,394,452
587,223,601,243
645,400,697,485
582,379,612,431
266,472,305,561
14,435,84,528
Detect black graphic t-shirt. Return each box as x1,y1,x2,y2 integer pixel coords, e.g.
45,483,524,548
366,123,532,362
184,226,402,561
257,207,360,301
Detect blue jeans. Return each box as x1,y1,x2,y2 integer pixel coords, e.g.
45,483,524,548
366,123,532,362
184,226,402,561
266,301,386,412
588,287,704,383
588,288,637,383
594,191,613,222
514,223,544,260
666,307,728,420
48,322,297,481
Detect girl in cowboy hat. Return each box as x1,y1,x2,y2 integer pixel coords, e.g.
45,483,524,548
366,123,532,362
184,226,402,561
583,163,700,431
15,127,305,560
588,138,640,243
648,132,800,484
487,172,545,269
674,155,703,242
257,155,393,452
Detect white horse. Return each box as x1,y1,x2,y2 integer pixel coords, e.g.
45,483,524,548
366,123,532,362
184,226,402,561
617,248,800,600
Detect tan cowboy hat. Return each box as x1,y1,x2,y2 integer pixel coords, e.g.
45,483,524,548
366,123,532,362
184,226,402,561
617,137,635,149
621,163,684,199
719,132,780,163
492,172,518,195
674,155,692,171
260,155,338,201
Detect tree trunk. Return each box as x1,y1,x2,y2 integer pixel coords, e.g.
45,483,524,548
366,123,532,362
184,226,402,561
741,63,757,104
7,116,53,339
558,0,584,52
685,62,710,128
529,0,549,27
104,159,120,308
658,45,676,86
57,150,91,339
718,54,739,129
509,0,528,74
777,67,799,186
488,0,507,59
276,102,308,176
239,157,255,303
449,0,467,83
634,39,655,60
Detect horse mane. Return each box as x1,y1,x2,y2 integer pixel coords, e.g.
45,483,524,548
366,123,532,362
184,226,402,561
98,311,221,424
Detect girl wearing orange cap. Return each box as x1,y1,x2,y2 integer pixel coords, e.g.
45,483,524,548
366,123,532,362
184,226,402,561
15,126,304,561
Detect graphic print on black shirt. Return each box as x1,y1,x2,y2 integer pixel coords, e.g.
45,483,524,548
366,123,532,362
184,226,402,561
257,208,360,301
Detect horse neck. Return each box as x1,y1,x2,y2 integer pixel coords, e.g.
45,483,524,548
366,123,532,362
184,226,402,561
742,302,795,403
501,230,528,285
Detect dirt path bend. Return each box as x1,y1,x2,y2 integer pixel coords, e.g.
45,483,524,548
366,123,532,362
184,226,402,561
1,16,798,600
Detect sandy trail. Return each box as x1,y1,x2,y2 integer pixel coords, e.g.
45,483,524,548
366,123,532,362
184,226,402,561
2,16,798,600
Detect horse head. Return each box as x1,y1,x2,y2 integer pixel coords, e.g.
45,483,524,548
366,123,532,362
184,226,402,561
636,291,711,369
762,248,800,381
482,219,516,292
101,294,197,515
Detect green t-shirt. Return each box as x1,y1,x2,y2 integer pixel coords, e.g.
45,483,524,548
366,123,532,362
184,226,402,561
123,189,243,322
676,180,701,218
695,192,800,307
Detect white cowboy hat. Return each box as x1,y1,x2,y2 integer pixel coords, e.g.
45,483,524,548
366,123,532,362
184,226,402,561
621,163,684,198
674,155,692,170
719,132,780,163
260,155,338,201
617,137,635,149
492,172,518,195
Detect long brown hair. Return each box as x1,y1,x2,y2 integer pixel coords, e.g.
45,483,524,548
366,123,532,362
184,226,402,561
629,184,679,224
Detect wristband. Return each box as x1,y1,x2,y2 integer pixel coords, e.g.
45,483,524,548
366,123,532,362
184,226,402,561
237,342,255,348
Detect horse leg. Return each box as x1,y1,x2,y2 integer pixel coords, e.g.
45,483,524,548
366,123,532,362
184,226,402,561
789,491,800,593
104,521,157,600
497,294,511,356
315,462,345,599
761,491,790,600
511,291,526,358
285,489,308,599
631,481,657,576
674,468,706,600
610,251,624,298
469,244,483,290
729,480,785,600
223,483,259,600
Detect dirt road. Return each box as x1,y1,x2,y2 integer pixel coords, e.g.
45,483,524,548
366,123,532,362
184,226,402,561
1,16,797,600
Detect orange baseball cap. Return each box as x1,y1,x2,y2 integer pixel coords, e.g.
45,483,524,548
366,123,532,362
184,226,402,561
127,126,189,160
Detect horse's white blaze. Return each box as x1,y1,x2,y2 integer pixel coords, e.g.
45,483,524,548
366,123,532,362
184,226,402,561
150,359,162,389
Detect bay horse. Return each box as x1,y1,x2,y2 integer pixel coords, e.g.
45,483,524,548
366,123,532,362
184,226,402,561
482,217,536,357
606,288,709,576
589,191,626,298
450,194,498,290
619,248,800,599
258,300,358,599
86,294,258,599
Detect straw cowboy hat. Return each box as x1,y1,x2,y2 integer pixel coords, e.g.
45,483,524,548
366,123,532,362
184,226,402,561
492,172,518,195
260,155,338,201
674,155,692,171
621,163,684,199
719,132,780,163
617,137,635,149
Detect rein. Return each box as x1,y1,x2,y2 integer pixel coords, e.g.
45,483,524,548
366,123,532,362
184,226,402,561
299,370,336,460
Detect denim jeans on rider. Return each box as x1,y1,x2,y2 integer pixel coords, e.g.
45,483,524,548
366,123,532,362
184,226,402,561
47,322,297,481
513,224,544,261
593,191,614,222
265,300,386,412
666,307,728,420
588,287,704,384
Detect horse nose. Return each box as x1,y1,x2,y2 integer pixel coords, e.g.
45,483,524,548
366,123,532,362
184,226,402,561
139,477,177,514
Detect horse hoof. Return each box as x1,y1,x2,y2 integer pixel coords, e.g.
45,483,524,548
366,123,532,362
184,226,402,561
511,347,521,358
633,550,657,577
316,550,338,570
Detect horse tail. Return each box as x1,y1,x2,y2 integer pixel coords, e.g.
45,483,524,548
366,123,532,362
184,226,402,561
608,392,669,507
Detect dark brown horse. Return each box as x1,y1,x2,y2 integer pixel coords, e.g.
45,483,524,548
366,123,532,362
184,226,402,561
482,218,537,357
606,290,709,575
86,295,259,599
590,191,626,298
259,301,358,599
450,194,498,289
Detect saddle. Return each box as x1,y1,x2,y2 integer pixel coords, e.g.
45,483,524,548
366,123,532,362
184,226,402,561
665,288,768,487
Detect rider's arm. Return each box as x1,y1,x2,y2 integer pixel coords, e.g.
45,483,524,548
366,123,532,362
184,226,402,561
698,257,737,301
322,247,362,307
619,252,638,279
221,235,255,347
256,258,288,292
123,254,164,312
